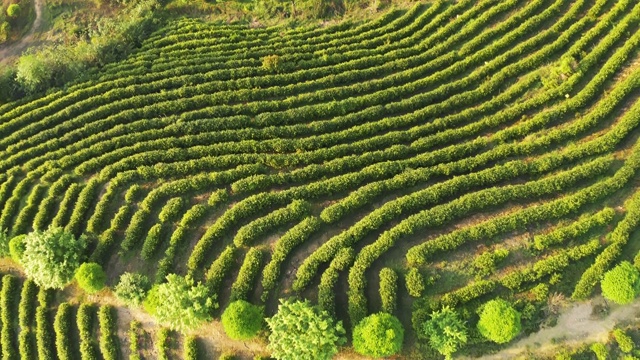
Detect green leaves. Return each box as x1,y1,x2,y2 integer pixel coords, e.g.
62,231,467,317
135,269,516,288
600,261,640,305
477,299,521,344
221,300,264,341
266,299,345,360
352,313,404,358
422,306,467,359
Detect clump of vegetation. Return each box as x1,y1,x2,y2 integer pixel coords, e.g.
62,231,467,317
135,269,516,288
8,234,25,263
152,274,216,333
477,299,521,344
473,248,509,277
352,313,404,358
266,299,345,360
590,342,608,360
262,55,283,72
21,227,86,289
221,300,264,340
75,262,107,294
405,267,426,298
612,328,634,353
114,272,150,306
422,306,467,359
600,261,640,304
6,4,20,18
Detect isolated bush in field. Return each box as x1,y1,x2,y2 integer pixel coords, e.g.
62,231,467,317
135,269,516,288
221,300,264,340
477,299,521,344
75,262,107,294
422,306,468,359
266,299,345,360
8,234,24,262
21,227,86,289
115,272,150,306
153,274,216,333
601,261,640,304
352,313,404,358
6,4,20,18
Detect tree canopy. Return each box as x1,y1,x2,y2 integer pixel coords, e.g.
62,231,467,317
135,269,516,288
221,300,264,340
266,299,345,360
114,272,150,306
75,262,107,294
352,312,404,358
477,299,521,344
601,261,640,304
153,274,216,333
422,306,468,359
21,227,86,289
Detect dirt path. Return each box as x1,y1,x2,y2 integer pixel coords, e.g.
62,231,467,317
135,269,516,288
481,297,640,359
0,0,44,63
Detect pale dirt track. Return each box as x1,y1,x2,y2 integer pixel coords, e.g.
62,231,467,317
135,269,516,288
0,0,44,63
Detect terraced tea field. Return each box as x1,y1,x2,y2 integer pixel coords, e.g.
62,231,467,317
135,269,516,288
1,0,640,357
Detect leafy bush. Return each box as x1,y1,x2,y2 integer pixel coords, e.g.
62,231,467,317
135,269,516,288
353,313,404,358
422,306,467,359
183,336,199,360
405,267,426,297
75,262,107,294
157,328,170,360
98,306,119,360
601,261,640,304
54,302,73,360
477,299,521,344
379,268,398,314
8,234,25,263
473,248,509,276
590,342,608,360
21,227,86,289
262,55,282,72
6,4,20,18
266,299,345,360
114,272,150,306
153,274,216,333
612,329,634,353
221,300,264,340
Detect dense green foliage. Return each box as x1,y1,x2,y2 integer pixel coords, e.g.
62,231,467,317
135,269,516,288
352,313,404,358
221,300,264,340
21,227,86,289
422,306,467,359
153,274,216,333
266,299,345,360
75,262,107,294
114,272,150,306
600,261,640,304
477,299,521,344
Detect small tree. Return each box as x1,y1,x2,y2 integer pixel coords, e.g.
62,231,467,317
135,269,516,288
221,300,264,340
477,299,521,344
153,274,216,333
422,306,468,359
21,227,86,289
7,4,20,18
266,299,345,360
115,272,150,306
75,262,106,294
352,313,404,358
601,261,640,304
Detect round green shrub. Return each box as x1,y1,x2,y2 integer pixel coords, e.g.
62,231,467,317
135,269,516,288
477,299,521,344
75,262,106,294
115,272,150,306
221,300,264,340
8,235,26,263
352,313,404,358
6,4,20,18
601,261,640,304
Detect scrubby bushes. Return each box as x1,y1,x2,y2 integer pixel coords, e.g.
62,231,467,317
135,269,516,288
612,329,634,353
405,267,426,298
54,302,73,360
600,261,640,304
156,328,170,360
221,300,264,341
352,313,404,358
77,303,99,360
230,248,263,301
114,272,150,306
477,299,521,344
183,336,199,360
153,274,216,333
422,306,467,359
75,262,107,294
1,275,18,360
379,268,398,314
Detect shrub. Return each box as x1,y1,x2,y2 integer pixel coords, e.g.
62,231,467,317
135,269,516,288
156,328,170,360
8,234,25,263
221,300,264,341
379,268,398,314
75,262,107,294
353,313,404,358
153,274,216,333
98,306,119,360
6,4,20,18
114,272,150,306
612,329,634,353
590,342,608,360
262,55,282,72
406,267,426,297
477,299,521,344
230,248,263,301
266,299,345,360
422,306,467,359
21,227,86,289
601,261,640,304
183,336,199,360
54,302,73,360
473,248,509,276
